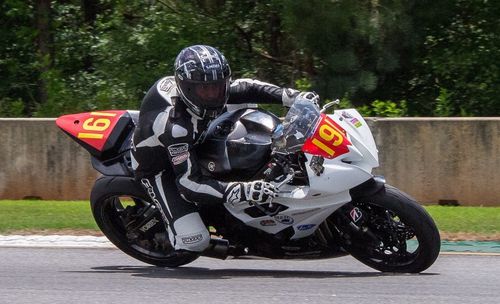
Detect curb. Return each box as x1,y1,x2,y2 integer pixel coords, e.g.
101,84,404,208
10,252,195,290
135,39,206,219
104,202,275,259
1,235,499,255
0,235,114,248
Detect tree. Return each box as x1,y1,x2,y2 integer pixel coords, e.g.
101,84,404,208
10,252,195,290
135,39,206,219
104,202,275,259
415,0,500,116
0,0,37,116
1,0,499,117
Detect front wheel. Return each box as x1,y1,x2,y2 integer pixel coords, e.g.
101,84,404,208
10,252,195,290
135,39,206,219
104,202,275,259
331,184,440,273
90,176,199,267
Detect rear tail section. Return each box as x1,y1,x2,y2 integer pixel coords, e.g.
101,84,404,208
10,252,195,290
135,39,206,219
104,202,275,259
56,110,138,176
56,110,136,159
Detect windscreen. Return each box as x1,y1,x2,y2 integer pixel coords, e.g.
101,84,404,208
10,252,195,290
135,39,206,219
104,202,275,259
271,98,321,154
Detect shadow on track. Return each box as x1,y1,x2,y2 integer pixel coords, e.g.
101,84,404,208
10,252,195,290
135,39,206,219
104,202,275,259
68,265,438,280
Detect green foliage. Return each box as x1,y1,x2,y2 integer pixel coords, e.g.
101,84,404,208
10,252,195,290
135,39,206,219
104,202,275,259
1,0,499,117
281,0,415,103
0,0,38,115
357,100,408,117
0,97,25,117
294,77,312,91
410,0,500,116
434,88,453,117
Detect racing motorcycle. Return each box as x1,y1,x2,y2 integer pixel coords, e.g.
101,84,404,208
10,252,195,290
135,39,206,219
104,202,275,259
56,97,440,273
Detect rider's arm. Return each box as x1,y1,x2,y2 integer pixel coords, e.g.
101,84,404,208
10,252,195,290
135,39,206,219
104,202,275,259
228,78,300,107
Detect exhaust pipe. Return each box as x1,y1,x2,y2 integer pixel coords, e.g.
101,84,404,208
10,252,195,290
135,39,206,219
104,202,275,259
202,238,230,260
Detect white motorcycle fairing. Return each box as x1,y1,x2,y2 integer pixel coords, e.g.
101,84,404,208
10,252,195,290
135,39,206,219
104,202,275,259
224,103,380,240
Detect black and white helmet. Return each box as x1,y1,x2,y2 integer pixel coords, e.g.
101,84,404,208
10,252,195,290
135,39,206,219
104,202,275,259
174,45,231,119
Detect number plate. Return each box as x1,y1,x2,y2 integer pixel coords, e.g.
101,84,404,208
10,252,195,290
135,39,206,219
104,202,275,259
56,110,126,151
302,113,351,159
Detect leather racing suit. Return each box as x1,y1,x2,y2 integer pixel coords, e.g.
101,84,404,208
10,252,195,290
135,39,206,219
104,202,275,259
131,76,299,253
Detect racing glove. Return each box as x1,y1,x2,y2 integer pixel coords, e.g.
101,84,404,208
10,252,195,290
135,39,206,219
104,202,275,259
224,181,278,206
298,91,320,106
282,89,320,107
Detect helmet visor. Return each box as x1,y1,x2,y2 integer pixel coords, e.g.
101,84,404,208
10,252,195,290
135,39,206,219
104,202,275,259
180,78,229,109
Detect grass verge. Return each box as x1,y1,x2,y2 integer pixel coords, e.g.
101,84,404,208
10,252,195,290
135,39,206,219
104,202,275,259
0,201,499,240
425,206,500,241
0,200,99,234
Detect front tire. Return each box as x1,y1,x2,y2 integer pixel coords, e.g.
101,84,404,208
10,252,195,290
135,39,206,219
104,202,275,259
90,176,199,267
332,184,440,273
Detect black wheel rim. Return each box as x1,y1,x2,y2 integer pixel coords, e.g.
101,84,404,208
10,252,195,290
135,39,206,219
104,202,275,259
342,203,422,268
101,195,176,259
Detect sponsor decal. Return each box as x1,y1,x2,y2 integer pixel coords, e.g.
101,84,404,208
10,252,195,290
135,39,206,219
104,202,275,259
208,162,216,172
350,207,363,223
140,179,168,222
205,63,221,70
167,143,189,156
159,79,174,92
260,219,277,226
139,218,159,233
297,224,316,231
341,111,362,127
341,111,354,119
274,214,294,225
181,233,203,244
350,118,362,128
171,153,189,165
226,185,242,206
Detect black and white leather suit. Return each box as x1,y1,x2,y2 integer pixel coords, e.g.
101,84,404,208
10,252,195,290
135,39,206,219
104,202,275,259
131,76,300,252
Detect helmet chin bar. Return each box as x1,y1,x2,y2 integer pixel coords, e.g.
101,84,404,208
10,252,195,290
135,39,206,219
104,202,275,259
182,98,222,120
178,87,204,118
177,80,226,120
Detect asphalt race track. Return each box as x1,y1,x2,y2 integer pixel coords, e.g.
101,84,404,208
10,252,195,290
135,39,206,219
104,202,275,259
0,247,498,304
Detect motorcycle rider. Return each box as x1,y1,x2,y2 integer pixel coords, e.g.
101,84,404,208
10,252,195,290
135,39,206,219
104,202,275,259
131,45,318,255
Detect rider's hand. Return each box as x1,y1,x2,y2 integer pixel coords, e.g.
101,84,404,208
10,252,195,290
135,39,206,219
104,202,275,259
224,181,277,205
282,89,320,107
298,91,320,106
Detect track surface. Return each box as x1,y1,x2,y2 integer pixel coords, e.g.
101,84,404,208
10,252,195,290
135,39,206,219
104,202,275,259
0,247,498,304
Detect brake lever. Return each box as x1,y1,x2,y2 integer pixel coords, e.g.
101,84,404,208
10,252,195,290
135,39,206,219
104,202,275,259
268,169,295,208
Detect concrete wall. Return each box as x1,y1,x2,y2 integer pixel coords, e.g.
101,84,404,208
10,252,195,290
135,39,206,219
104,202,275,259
369,118,500,206
0,119,100,201
0,117,499,205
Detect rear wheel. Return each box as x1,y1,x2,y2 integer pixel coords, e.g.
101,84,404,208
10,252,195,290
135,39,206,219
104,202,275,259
331,184,440,273
90,176,199,267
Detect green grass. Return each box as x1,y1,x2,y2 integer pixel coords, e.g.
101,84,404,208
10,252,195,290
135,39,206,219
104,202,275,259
0,201,498,237
0,200,98,233
425,206,500,235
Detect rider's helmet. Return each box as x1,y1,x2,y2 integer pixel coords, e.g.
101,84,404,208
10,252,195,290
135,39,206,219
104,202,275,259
174,45,231,119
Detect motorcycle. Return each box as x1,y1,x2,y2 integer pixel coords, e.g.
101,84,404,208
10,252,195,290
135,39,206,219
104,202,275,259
56,97,440,273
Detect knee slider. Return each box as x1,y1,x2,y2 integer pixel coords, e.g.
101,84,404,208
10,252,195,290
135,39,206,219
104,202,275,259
172,213,210,252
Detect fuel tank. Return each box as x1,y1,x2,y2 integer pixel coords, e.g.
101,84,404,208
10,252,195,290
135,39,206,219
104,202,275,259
197,108,281,181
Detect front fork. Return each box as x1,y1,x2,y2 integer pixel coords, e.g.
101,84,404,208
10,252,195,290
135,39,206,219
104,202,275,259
332,176,386,246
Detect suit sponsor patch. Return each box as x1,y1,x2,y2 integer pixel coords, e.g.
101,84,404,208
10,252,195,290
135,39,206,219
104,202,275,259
181,233,203,244
159,79,174,92
168,143,189,156
171,152,189,165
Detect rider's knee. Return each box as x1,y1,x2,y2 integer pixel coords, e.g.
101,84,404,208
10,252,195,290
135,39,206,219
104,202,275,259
172,212,210,252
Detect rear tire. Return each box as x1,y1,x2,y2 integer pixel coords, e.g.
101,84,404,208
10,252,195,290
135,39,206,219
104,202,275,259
90,176,199,267
333,184,440,273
